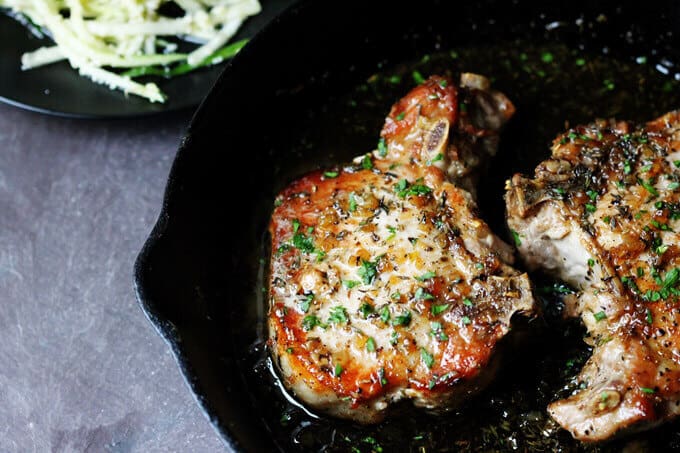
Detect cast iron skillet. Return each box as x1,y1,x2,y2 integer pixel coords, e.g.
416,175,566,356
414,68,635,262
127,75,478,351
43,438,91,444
135,0,680,450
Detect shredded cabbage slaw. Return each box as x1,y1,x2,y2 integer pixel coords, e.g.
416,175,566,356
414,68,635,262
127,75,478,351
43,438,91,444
1,0,261,102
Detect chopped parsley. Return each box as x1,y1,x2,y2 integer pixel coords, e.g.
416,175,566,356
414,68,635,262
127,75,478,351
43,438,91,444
302,315,325,331
359,303,374,318
328,306,349,324
586,190,598,200
343,279,359,289
348,192,357,212
392,311,412,327
588,258,596,267
377,137,388,157
412,70,425,84
395,112,406,121
386,225,397,241
380,306,390,323
593,311,607,322
638,178,659,196
361,154,373,170
416,271,436,281
461,316,472,325
292,218,301,232
646,308,653,324
378,367,388,386
415,287,435,301
358,258,380,285
511,229,522,247
438,79,448,88
334,363,343,377
575,57,586,66
640,387,656,394
420,348,435,368
366,337,376,352
431,303,450,315
624,160,632,175
585,203,596,213
430,321,448,341
299,293,314,313
323,171,339,178
429,153,444,164
463,298,474,307
394,179,432,198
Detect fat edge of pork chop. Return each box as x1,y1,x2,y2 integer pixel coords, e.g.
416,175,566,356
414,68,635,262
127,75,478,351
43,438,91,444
506,112,680,441
269,74,536,424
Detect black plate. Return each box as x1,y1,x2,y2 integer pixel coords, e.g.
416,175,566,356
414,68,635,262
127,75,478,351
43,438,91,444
135,0,680,451
0,0,293,119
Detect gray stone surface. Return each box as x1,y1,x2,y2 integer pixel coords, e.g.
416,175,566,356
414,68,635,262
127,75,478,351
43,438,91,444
0,104,227,452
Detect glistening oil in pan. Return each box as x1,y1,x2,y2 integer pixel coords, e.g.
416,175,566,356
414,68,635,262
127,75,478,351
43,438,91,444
241,39,680,452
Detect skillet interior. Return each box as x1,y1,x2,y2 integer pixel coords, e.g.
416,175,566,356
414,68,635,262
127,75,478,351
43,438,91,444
134,0,680,450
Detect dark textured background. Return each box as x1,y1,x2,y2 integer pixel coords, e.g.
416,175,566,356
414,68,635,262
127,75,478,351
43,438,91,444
0,104,227,451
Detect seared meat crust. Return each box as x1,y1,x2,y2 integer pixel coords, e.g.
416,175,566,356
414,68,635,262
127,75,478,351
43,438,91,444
270,75,534,423
507,112,680,441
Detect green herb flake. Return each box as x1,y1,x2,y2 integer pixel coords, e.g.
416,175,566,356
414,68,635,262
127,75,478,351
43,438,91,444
323,171,339,178
640,387,656,394
594,311,607,322
603,79,615,91
366,337,376,352
348,192,358,212
588,258,596,267
343,279,359,289
586,190,598,200
575,57,586,66
646,308,653,324
438,79,448,88
431,303,450,316
379,367,388,386
416,271,436,281
511,229,522,247
328,306,349,324
292,218,301,233
624,160,632,175
380,306,390,323
461,316,472,325
334,363,343,377
585,203,597,213
415,287,435,301
387,74,401,84
362,154,374,170
292,232,315,254
286,347,293,354
392,311,412,327
463,298,474,307
538,282,576,296
299,293,314,313
430,322,448,341
541,52,554,63
377,137,388,157
386,225,397,241
359,303,374,319
395,112,406,121
603,216,611,224
412,70,425,84
358,258,379,285
302,315,323,331
420,348,435,368
639,178,659,196
429,153,444,164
